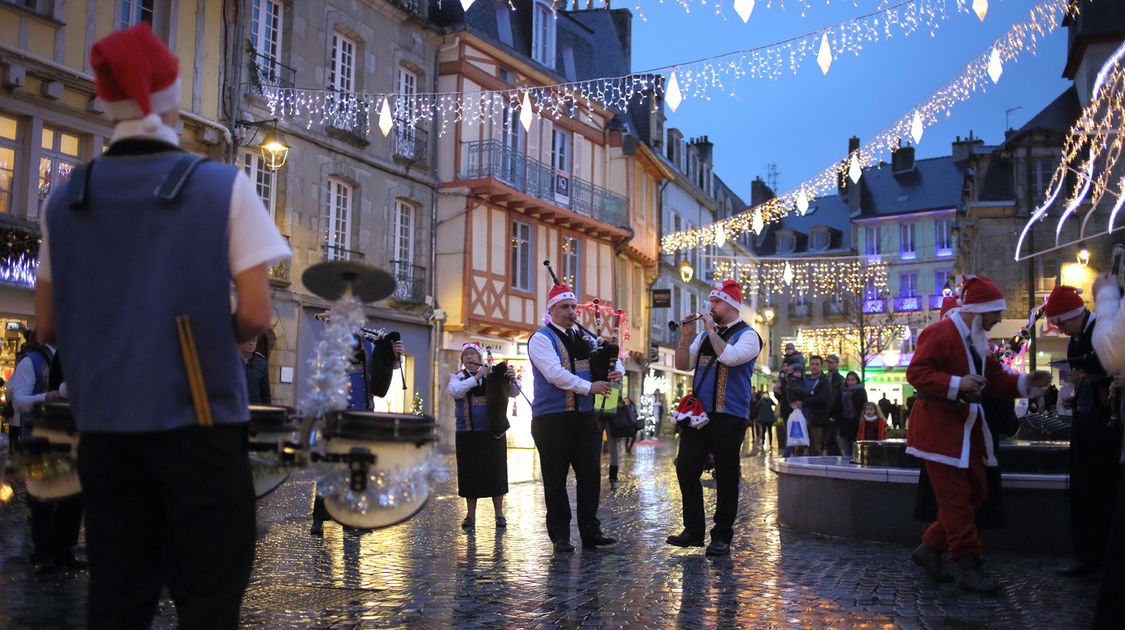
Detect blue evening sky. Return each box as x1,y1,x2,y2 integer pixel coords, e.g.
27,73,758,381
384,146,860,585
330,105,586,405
627,0,1072,203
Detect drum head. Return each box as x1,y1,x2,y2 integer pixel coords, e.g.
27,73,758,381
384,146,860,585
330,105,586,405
25,471,81,500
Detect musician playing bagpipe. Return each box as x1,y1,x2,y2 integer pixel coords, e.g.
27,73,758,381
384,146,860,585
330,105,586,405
528,281,622,553
668,280,762,557
448,342,518,531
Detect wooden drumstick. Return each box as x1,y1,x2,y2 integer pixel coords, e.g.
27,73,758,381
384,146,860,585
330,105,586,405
176,315,213,427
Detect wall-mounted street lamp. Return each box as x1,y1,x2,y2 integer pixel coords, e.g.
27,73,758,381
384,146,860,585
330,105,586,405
679,259,694,283
237,118,289,171
1077,247,1090,268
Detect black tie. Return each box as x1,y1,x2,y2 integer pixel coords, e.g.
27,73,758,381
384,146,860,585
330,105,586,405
567,329,578,344
967,336,984,374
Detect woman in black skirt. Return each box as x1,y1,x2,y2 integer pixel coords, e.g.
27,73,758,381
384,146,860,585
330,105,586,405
448,343,516,531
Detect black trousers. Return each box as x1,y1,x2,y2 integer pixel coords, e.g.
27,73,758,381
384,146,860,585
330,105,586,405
531,411,602,543
78,423,256,630
1068,411,1122,567
1095,462,1125,629
28,493,83,563
675,412,746,543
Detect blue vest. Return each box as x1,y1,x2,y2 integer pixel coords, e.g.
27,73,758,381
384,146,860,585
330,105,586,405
46,153,249,432
453,370,491,432
531,325,594,416
693,323,758,420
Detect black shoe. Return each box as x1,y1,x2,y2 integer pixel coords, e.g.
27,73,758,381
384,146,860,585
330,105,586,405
310,520,324,537
582,534,617,548
705,539,731,556
461,517,475,531
55,553,88,571
911,543,954,583
1055,562,1097,577
553,540,575,553
495,516,507,529
666,530,705,547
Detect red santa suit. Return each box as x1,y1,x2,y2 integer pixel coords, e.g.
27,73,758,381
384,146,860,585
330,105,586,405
906,277,1034,559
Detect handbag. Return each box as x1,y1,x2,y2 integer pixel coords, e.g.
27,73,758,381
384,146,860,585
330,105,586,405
786,408,810,446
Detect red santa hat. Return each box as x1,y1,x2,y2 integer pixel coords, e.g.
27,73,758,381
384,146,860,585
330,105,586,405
674,395,710,429
460,342,485,357
547,284,577,309
957,276,1006,313
709,279,742,311
1044,285,1086,324
90,23,181,122
939,296,960,319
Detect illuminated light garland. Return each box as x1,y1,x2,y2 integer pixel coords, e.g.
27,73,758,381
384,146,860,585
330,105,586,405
793,324,911,360
713,254,888,299
624,0,978,23
1015,37,1125,261
661,0,1070,253
262,0,984,140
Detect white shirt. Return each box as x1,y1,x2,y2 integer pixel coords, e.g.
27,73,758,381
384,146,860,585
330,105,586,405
687,323,762,369
37,128,291,283
1094,284,1125,372
8,346,54,428
528,322,625,395
447,369,519,399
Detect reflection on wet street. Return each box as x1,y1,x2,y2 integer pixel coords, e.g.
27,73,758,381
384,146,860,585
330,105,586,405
0,440,1097,628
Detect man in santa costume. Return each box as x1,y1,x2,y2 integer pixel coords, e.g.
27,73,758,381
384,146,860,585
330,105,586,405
528,283,622,552
668,279,761,556
906,276,1049,593
35,23,290,629
1044,284,1121,578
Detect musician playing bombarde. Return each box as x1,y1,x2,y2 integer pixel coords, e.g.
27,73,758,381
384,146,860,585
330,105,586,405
448,342,517,531
528,284,622,553
667,279,761,557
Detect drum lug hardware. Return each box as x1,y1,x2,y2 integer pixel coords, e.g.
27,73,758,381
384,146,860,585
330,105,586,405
348,447,374,492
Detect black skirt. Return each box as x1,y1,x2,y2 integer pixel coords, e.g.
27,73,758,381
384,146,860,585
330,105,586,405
455,431,508,498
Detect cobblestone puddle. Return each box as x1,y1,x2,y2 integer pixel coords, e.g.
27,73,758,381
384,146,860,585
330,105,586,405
0,440,1097,628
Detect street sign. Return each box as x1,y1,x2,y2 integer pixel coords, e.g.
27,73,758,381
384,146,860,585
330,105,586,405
652,288,671,308
649,344,659,362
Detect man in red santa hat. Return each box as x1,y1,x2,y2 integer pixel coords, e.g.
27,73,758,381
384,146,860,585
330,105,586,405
1043,284,1121,578
906,276,1050,592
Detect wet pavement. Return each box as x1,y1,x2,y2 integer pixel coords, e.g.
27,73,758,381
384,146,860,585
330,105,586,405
0,439,1100,629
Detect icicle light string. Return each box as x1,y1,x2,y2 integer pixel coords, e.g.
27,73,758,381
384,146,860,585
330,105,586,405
661,0,1068,253
713,254,889,299
263,0,989,140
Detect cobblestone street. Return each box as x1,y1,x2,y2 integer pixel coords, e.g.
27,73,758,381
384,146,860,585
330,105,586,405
0,440,1100,629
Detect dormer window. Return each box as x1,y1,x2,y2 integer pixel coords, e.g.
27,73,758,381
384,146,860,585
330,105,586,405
777,231,795,252
810,229,829,251
532,1,556,68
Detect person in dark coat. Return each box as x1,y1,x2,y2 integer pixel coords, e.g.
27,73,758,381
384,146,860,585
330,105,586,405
823,354,845,456
239,340,270,404
835,371,867,457
798,356,832,456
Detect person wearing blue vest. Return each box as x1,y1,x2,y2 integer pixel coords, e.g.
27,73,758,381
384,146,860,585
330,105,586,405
528,283,623,552
34,24,290,630
448,342,516,531
667,279,761,556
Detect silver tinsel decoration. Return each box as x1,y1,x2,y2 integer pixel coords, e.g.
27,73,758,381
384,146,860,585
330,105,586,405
300,294,366,416
316,449,449,515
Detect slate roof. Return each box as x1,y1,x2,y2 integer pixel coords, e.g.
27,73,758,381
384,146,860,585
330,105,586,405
1008,86,1081,141
852,156,967,217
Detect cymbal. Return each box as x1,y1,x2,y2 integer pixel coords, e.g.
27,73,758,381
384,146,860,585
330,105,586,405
302,261,396,303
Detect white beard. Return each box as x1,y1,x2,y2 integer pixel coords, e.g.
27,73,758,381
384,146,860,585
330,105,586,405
968,314,994,362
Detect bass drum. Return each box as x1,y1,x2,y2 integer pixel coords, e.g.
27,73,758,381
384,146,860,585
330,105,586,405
20,402,81,500
319,410,439,529
247,405,298,498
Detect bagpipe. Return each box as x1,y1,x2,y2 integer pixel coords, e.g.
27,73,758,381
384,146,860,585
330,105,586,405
542,259,621,384
483,346,512,437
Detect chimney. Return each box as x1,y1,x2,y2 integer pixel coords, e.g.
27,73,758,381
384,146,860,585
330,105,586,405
848,136,860,154
750,176,775,206
892,145,915,174
839,135,861,200
952,131,985,163
693,135,713,164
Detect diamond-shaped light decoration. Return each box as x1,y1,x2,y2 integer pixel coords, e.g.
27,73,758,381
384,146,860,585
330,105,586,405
782,262,794,286
848,152,862,184
796,189,810,215
666,70,683,113
715,224,727,247
972,0,988,22
378,97,393,137
751,209,764,235
520,91,534,132
733,0,755,23
987,47,1003,83
911,110,924,144
817,33,833,75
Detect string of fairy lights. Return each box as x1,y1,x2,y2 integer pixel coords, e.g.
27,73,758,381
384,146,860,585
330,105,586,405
661,0,1070,253
713,255,888,299
1015,37,1125,261
261,0,993,141
793,323,912,362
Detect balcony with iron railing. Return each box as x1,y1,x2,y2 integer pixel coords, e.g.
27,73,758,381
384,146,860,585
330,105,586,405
894,295,922,312
325,102,370,147
389,260,426,305
247,49,295,95
322,243,365,262
460,139,628,230
862,297,888,314
393,121,428,165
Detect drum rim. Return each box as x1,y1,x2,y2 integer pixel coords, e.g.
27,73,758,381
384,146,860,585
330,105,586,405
323,410,438,442
322,493,431,530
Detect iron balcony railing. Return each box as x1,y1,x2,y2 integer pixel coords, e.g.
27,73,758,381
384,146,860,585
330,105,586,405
247,50,295,94
322,243,365,262
389,0,421,14
928,294,946,311
461,139,628,228
325,96,369,138
894,295,922,312
394,122,428,164
389,260,426,304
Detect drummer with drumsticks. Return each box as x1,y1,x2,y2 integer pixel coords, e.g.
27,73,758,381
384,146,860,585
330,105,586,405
33,24,290,630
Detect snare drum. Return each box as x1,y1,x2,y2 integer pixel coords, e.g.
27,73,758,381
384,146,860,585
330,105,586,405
17,402,81,500
247,405,299,498
318,410,440,529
